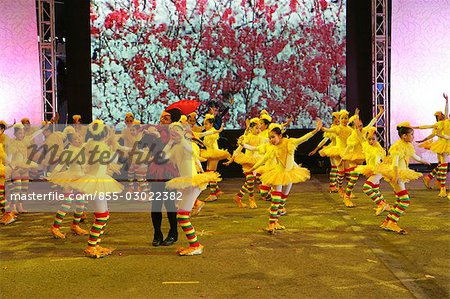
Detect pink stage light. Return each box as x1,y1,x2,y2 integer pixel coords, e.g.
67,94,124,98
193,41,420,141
0,0,42,125
391,0,450,162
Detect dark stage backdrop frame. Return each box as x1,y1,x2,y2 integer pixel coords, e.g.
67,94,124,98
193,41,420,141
62,0,372,176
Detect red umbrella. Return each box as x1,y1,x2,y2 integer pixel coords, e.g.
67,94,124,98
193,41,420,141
166,99,200,115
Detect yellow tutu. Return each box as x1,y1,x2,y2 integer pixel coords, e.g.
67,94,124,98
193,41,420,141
200,148,230,160
319,145,345,158
430,139,450,154
418,139,433,150
166,171,221,191
341,151,365,163
72,174,124,194
354,165,376,177
48,170,84,190
234,153,257,167
260,165,310,186
376,163,422,183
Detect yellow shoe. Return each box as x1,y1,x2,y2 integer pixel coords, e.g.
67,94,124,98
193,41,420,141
71,224,89,236
382,220,407,234
274,223,285,230
263,223,276,234
375,202,390,216
178,244,204,256
379,219,389,229
338,187,345,197
422,176,432,189
343,196,355,207
51,227,66,239
329,186,338,193
0,212,17,225
96,245,114,255
248,198,257,209
234,195,247,208
438,188,447,198
84,246,105,258
191,200,205,217
204,195,218,202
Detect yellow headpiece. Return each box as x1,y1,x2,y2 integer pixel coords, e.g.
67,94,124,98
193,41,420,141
133,120,141,125
434,111,444,117
89,120,106,136
260,109,272,122
396,121,412,129
268,123,283,132
179,115,188,124
21,118,30,124
0,120,7,127
348,115,359,125
366,127,377,138
332,111,341,118
63,126,76,136
42,120,51,125
72,115,81,120
339,109,349,117
169,121,185,131
204,114,215,122
125,112,134,118
249,117,260,125
13,123,25,130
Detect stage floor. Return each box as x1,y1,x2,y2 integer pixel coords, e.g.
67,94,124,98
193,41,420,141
1,175,449,298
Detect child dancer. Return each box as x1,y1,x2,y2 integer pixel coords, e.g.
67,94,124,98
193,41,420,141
321,110,353,197
249,119,322,233
73,120,124,258
378,122,429,234
201,114,230,201
413,93,449,197
0,121,11,221
355,127,390,215
225,118,264,208
163,122,221,255
48,126,88,239
310,111,340,192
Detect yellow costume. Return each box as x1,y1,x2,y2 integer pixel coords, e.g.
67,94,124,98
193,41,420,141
319,124,338,157
200,128,230,160
321,124,352,159
355,142,386,177
47,144,85,190
429,119,450,154
72,140,123,194
254,135,313,186
234,131,264,172
376,139,422,183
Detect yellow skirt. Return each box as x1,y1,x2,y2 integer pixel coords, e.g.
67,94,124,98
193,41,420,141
430,139,450,154
201,148,230,161
341,151,365,163
260,165,310,186
71,174,124,194
166,171,222,191
48,170,84,190
355,165,376,178
319,145,344,158
234,153,257,166
418,140,433,150
376,164,422,184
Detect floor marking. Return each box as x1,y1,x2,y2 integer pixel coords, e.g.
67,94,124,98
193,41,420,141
50,257,84,262
162,281,200,285
333,277,435,290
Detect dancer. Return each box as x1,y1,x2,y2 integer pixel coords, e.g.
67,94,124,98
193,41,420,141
249,119,322,233
73,120,124,258
201,114,230,201
310,111,341,192
321,110,353,197
341,107,384,207
378,122,429,234
355,127,390,215
225,117,264,208
163,122,221,255
48,126,89,239
413,93,449,197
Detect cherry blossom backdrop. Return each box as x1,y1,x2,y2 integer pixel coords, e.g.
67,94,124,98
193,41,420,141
0,0,42,125
91,0,346,128
391,0,450,162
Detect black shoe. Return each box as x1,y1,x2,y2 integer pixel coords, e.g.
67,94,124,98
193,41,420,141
162,234,178,246
152,233,164,247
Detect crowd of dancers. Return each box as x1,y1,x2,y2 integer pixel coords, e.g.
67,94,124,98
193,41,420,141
0,93,448,258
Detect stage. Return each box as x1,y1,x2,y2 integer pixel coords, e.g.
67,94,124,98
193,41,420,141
1,175,448,298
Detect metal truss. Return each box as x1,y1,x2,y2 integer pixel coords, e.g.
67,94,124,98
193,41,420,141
37,0,57,121
372,0,390,147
